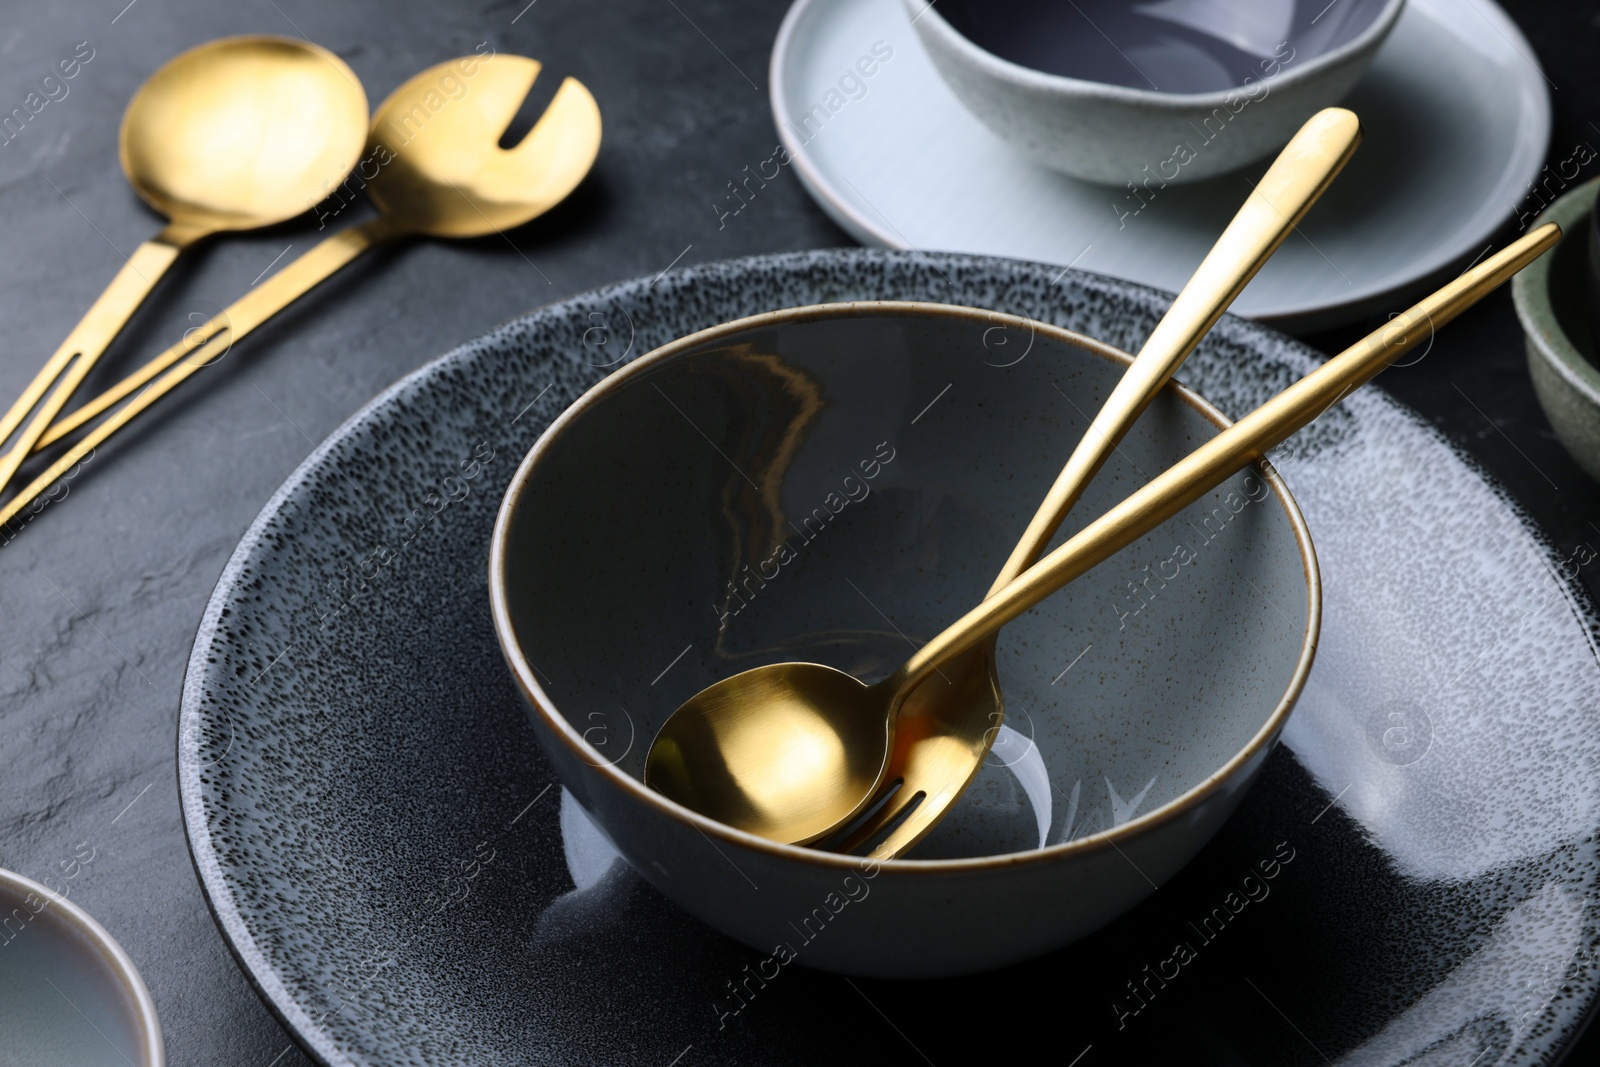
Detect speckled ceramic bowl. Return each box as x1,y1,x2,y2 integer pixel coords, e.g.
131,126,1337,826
491,301,1319,976
905,0,1404,184
1514,177,1600,484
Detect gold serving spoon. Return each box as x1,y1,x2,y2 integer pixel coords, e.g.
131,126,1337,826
0,54,600,527
644,107,1362,848
645,225,1559,850
0,36,367,496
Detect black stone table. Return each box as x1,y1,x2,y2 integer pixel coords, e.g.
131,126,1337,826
2,1,1597,1063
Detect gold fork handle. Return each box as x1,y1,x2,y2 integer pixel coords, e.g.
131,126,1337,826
891,223,1561,694
988,108,1362,595
0,223,206,493
845,111,1364,860
0,218,394,529
5,217,398,469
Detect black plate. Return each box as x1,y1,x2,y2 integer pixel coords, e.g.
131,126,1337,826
180,250,1600,1065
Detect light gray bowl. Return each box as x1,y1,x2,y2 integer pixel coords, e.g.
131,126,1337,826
905,0,1405,184
1513,177,1600,484
491,301,1319,977
0,867,164,1066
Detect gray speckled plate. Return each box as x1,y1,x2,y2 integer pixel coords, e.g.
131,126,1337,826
180,250,1600,1066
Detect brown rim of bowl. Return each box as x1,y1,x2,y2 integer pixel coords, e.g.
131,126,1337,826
0,866,166,1067
489,300,1322,874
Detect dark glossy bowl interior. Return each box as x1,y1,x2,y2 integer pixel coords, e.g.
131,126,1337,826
936,0,1396,93
499,303,1315,859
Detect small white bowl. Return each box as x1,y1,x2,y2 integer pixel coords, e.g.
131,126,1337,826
0,866,164,1066
904,0,1404,184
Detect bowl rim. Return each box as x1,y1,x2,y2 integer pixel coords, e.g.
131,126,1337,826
901,0,1408,106
490,300,1322,873
0,865,165,1067
1512,176,1600,410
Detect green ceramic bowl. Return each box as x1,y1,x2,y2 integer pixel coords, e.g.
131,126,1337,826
1513,176,1600,483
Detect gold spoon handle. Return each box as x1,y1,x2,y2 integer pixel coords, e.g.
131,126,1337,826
0,219,393,529
892,223,1561,694
0,223,206,494
988,108,1361,595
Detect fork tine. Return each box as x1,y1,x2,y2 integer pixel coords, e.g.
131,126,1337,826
507,78,603,208
834,773,975,858
826,649,999,856
816,777,907,852
861,780,969,859
828,786,924,856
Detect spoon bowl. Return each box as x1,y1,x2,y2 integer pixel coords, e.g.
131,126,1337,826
120,36,368,231
646,611,1005,848
644,663,887,844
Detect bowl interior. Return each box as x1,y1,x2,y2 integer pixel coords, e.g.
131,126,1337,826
934,0,1397,93
499,305,1315,859
1517,179,1600,386
0,869,162,1066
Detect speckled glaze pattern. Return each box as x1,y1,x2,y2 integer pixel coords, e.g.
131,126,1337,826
181,249,1600,1065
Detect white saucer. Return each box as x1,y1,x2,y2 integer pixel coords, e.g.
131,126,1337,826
770,0,1550,329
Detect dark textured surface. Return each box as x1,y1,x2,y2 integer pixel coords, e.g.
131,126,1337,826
0,0,1598,1064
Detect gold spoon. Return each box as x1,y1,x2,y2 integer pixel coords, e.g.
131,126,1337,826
0,36,367,497
644,107,1362,848
645,225,1559,849
0,54,600,527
